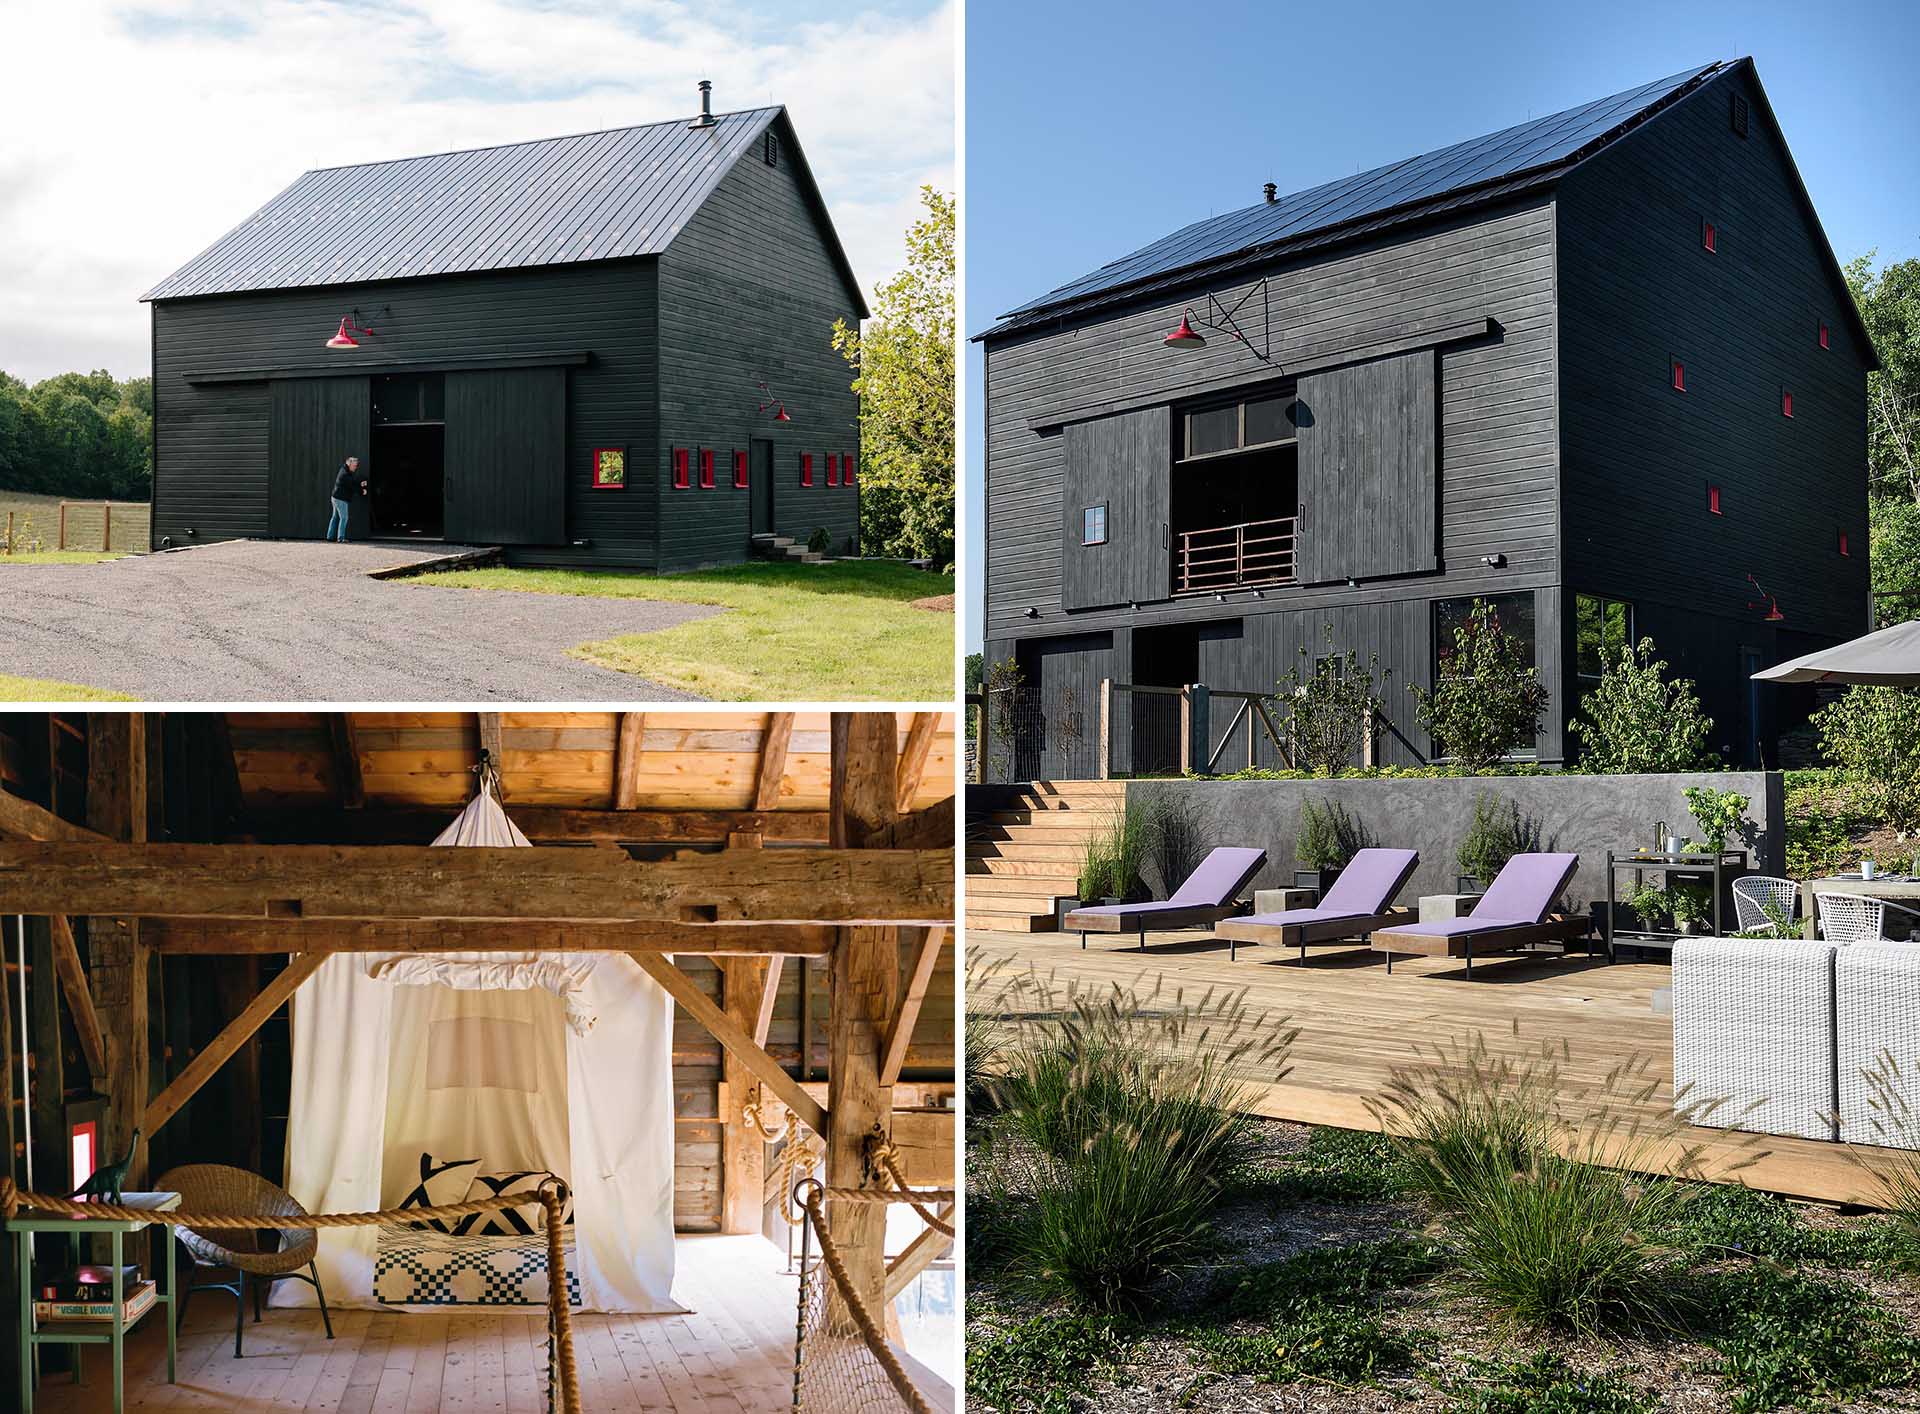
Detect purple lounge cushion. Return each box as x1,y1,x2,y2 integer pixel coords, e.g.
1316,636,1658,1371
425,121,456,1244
1319,848,1419,915
1167,847,1268,907
1474,852,1579,923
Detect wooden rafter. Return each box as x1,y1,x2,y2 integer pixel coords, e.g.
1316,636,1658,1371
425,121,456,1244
613,712,646,810
327,713,366,810
884,1206,955,1301
628,951,827,1136
141,919,836,956
894,712,940,815
478,713,506,797
144,952,327,1136
0,786,107,843
0,842,953,924
753,712,795,811
48,914,108,1081
236,806,834,846
881,926,946,1086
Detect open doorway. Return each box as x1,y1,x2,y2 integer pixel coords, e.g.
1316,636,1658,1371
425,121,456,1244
369,373,446,538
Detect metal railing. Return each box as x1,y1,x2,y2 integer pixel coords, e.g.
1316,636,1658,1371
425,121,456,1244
1175,515,1296,595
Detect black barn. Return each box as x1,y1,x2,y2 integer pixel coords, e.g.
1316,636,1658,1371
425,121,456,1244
978,58,1875,774
143,89,867,569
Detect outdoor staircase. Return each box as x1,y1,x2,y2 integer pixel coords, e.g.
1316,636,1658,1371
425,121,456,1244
750,533,823,563
964,780,1125,933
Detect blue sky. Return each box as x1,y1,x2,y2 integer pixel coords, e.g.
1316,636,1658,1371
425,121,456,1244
961,0,1920,650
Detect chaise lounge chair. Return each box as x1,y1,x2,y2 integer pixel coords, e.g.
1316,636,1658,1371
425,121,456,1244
1370,852,1583,978
1063,847,1267,950
1214,848,1420,962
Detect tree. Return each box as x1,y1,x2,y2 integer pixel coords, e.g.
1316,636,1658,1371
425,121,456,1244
1848,254,1920,621
832,187,954,566
1567,637,1715,773
1812,685,1920,832
1408,597,1550,770
1275,625,1388,774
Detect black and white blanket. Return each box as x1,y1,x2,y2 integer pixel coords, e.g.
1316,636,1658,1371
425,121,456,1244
373,1225,582,1307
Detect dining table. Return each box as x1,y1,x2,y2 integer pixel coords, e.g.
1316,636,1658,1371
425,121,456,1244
1802,874,1920,937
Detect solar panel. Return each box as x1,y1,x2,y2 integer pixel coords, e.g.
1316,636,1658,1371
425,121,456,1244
995,62,1720,328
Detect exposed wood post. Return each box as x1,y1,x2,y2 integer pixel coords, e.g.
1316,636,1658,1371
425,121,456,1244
894,712,939,815
613,712,646,810
478,713,506,796
327,713,366,810
59,500,67,550
753,712,795,810
827,713,900,1315
27,917,68,1189
0,911,17,1397
102,502,111,552
143,952,325,1137
49,914,108,1083
1098,678,1112,780
86,712,149,1188
719,955,770,1235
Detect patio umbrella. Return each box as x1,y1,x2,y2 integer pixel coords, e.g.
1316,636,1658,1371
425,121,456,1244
1751,618,1920,686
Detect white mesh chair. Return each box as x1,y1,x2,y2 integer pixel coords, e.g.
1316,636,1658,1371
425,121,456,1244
1837,943,1920,1149
1671,937,1838,1142
1816,892,1920,943
1732,876,1799,935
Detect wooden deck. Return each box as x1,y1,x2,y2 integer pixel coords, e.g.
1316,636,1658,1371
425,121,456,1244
33,1235,806,1413
971,927,1905,1207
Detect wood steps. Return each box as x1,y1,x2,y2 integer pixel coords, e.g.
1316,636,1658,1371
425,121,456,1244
965,779,1121,931
749,533,823,564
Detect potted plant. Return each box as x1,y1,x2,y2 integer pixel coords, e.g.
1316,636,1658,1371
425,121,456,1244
1669,880,1713,934
1455,791,1542,893
1682,786,1751,859
1294,798,1361,895
1623,882,1674,934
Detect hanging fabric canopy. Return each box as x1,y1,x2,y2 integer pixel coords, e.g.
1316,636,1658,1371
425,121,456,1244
280,771,683,1312
1752,618,1920,686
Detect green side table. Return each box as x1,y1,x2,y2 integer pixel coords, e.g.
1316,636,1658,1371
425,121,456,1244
11,1191,178,1414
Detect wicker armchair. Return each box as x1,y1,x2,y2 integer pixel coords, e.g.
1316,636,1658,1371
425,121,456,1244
156,1164,334,1357
1815,892,1920,944
1732,876,1800,935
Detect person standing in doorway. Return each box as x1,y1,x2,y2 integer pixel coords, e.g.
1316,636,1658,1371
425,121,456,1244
329,456,366,541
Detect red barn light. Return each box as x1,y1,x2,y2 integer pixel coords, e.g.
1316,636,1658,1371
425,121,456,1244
326,318,359,349
1164,311,1206,348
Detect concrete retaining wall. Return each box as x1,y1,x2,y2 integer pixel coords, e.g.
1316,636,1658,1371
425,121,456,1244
1123,773,1785,910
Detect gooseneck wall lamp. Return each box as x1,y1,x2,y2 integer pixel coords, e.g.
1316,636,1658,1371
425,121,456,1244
1746,574,1787,623
325,306,389,349
756,380,792,422
1161,278,1272,362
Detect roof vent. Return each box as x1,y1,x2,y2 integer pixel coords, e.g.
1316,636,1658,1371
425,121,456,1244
1263,182,1277,204
690,79,716,129
1730,92,1749,138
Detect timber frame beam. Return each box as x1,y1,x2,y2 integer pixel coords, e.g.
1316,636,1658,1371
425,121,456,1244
235,806,836,846
48,914,109,1081
142,919,837,956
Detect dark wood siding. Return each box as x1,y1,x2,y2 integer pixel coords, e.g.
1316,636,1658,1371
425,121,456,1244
1061,407,1170,609
1555,65,1871,756
151,261,661,566
443,367,567,544
654,115,862,571
1295,349,1437,582
268,377,370,539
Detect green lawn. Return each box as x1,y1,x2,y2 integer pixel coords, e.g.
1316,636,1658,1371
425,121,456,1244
1,490,149,555
0,673,135,702
406,559,955,700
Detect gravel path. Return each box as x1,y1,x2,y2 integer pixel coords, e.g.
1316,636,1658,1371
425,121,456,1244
0,540,719,701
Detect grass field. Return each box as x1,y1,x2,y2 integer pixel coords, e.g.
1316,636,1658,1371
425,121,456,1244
0,673,135,702
406,559,955,700
1,490,148,555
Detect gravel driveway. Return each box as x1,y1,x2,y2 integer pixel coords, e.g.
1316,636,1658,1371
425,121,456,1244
0,540,720,701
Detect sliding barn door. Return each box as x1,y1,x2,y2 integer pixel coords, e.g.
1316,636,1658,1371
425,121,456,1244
269,377,371,539
1294,348,1437,584
444,367,567,545
1060,405,1172,609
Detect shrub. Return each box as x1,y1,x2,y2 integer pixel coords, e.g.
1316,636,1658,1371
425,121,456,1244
1683,785,1752,852
1410,598,1551,770
1702,1266,1920,1412
1276,624,1388,773
1811,685,1920,831
1137,786,1207,896
1457,792,1544,885
1453,1351,1658,1414
1295,797,1367,870
1567,637,1714,773
965,1310,1130,1414
1075,799,1159,900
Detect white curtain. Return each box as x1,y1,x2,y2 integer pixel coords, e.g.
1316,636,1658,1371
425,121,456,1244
280,780,682,1312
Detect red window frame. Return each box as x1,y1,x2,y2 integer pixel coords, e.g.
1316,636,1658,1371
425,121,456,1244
800,452,814,487
1782,389,1794,418
826,453,840,487
1671,359,1686,392
699,448,715,489
733,450,748,488
1702,220,1716,253
672,447,690,489
1840,531,1850,557
844,452,856,486
1818,321,1830,350
1708,485,1722,515
72,1120,98,1188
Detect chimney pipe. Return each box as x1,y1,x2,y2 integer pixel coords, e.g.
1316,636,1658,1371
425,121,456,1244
690,79,716,129
1263,182,1277,204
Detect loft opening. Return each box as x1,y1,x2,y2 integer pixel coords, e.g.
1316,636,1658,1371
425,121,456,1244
370,372,446,539
1171,387,1299,594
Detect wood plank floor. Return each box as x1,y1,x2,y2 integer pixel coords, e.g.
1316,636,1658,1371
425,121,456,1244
972,927,1906,1207
32,1235,805,1413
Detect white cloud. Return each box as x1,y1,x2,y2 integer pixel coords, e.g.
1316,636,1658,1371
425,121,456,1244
0,0,954,382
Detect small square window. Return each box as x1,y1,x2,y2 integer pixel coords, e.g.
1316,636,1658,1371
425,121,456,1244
1702,220,1716,253
1840,531,1850,557
1671,358,1686,392
1082,504,1108,546
1818,321,1830,350
1782,389,1794,418
844,452,856,486
672,447,689,489
733,450,748,488
800,452,814,487
826,453,840,487
699,448,715,489
1708,485,1722,515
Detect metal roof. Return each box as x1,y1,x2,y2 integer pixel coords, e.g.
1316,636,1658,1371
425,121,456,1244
143,106,804,301
989,62,1724,335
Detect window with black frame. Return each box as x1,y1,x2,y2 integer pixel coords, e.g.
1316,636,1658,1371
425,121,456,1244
1574,594,1633,717
1430,592,1540,758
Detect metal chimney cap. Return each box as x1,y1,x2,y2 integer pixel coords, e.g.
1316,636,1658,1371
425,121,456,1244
690,78,717,128
1263,182,1278,203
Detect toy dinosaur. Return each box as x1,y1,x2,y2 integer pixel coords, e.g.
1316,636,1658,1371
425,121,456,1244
72,1128,141,1206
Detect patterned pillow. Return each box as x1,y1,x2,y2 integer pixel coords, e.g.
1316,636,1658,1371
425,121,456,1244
458,1169,573,1236
398,1152,482,1233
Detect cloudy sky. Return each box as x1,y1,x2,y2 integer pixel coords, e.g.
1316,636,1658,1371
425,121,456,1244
0,0,954,384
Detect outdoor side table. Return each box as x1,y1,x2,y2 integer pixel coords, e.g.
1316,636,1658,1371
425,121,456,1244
11,1190,178,1414
1605,850,1754,960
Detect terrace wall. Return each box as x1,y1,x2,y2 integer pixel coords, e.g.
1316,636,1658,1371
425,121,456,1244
1121,771,1784,910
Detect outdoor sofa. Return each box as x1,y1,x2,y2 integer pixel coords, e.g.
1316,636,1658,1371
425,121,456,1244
1215,848,1419,962
1062,847,1266,950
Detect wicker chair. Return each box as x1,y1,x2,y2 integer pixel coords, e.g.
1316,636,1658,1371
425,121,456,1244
156,1164,334,1357
1815,892,1920,944
1732,876,1800,935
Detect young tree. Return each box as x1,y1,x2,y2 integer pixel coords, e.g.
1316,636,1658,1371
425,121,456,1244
1567,638,1714,773
1409,597,1550,770
1848,253,1920,620
1275,625,1388,774
832,187,954,566
1812,685,1920,832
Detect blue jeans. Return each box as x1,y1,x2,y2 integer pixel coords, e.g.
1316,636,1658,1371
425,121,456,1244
327,497,351,542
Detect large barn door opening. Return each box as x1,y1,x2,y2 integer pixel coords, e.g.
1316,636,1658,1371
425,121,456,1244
369,373,446,539
269,376,372,539
443,367,567,545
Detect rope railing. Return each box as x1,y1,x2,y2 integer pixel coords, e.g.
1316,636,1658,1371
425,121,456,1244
1,1177,582,1414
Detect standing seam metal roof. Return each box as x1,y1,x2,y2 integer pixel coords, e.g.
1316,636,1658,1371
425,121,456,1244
142,106,795,301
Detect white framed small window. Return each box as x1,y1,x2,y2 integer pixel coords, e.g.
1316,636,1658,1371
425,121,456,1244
1082,504,1108,546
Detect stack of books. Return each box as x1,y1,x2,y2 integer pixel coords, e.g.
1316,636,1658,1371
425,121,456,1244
33,1264,156,1323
